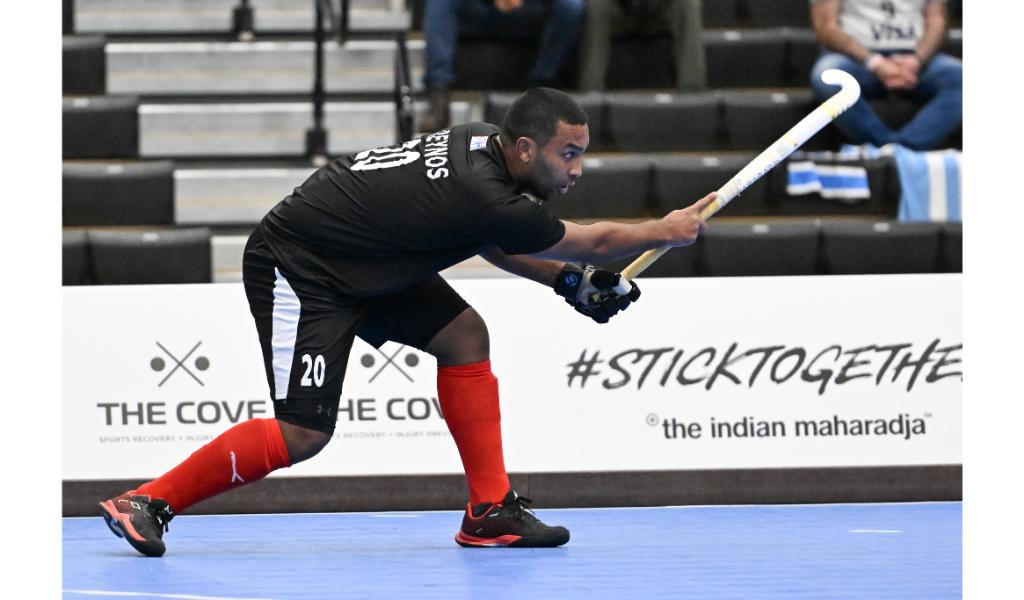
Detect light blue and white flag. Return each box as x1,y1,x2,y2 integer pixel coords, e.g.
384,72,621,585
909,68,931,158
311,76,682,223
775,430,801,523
892,145,962,223
837,143,962,222
787,161,870,201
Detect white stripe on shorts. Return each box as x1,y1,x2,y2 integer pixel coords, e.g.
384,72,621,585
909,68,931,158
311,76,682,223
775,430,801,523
271,268,301,400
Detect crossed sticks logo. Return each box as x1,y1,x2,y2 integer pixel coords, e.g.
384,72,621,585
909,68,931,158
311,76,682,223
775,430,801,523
151,341,210,387
358,344,421,383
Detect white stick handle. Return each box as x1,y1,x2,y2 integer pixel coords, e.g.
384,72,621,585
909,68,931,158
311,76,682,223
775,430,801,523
612,69,861,294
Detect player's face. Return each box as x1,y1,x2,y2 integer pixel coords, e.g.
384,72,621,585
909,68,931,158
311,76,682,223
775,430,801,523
531,121,589,200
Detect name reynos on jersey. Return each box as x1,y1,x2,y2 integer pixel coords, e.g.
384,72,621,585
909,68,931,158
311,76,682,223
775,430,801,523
348,129,451,180
423,129,451,180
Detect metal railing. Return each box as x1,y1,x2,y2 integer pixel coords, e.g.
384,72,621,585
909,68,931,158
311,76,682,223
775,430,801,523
231,0,415,164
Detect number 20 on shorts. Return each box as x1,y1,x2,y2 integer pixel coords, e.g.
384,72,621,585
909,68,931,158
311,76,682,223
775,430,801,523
300,354,326,387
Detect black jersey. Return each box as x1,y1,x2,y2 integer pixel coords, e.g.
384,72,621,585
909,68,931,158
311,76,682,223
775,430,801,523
258,122,565,296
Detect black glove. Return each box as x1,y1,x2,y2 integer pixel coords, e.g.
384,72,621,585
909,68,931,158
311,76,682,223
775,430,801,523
554,263,642,324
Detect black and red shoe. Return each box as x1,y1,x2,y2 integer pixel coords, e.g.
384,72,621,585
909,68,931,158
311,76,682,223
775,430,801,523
455,489,570,548
98,491,174,557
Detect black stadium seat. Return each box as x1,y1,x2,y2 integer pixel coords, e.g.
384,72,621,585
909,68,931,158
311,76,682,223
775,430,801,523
63,35,106,95
820,221,943,274
89,228,212,285
651,153,771,217
704,29,788,88
603,246,702,279
722,89,838,152
940,222,962,273
747,0,811,28
701,221,822,277
942,29,962,59
483,92,609,151
63,95,139,159
784,28,821,87
63,230,92,286
607,92,722,152
767,155,901,217
63,161,175,226
550,156,653,220
702,0,741,28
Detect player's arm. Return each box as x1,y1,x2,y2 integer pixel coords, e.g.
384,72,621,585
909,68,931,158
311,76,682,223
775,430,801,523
528,192,715,264
479,244,641,324
493,192,713,324
478,245,565,286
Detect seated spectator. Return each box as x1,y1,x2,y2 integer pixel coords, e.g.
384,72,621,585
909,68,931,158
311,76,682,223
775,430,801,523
809,0,962,150
579,0,706,92
421,0,585,131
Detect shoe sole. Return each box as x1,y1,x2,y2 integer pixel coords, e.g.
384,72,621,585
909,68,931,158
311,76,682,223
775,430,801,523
98,500,166,557
455,530,570,548
454,531,523,547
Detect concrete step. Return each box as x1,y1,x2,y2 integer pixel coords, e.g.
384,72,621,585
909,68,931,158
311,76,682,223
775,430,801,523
139,100,473,157
73,0,410,34
107,39,426,95
176,166,315,225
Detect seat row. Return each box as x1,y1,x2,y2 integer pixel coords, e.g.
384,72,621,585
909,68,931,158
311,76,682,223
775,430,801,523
63,27,963,97
63,152,903,229
603,220,961,278
62,89,959,161
62,220,961,286
66,0,963,37
67,0,411,36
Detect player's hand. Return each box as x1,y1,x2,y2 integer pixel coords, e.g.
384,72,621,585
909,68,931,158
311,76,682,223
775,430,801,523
661,192,714,248
554,263,642,324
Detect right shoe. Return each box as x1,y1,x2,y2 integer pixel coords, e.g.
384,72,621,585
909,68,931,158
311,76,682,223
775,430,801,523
455,489,570,548
99,491,175,557
419,85,451,133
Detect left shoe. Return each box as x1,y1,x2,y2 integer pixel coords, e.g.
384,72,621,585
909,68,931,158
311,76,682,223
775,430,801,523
98,491,175,557
455,489,570,548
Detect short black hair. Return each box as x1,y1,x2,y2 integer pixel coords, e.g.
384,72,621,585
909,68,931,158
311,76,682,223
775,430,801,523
500,87,588,147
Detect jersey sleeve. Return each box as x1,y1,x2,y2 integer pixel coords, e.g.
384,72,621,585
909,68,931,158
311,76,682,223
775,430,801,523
474,192,566,255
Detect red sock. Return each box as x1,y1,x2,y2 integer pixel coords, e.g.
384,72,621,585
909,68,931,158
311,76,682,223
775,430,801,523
437,359,510,506
136,417,291,513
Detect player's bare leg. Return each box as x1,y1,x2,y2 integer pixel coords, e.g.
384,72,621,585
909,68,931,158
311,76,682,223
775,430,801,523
426,308,570,547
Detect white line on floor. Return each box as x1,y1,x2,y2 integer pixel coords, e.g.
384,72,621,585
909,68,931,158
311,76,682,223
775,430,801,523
63,589,280,600
848,529,902,533
62,500,961,521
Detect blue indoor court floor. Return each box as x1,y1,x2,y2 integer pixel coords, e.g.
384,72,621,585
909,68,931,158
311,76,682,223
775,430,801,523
63,501,961,599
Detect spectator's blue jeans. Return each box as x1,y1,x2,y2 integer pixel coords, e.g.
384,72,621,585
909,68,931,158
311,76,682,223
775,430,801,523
424,0,584,88
810,50,962,150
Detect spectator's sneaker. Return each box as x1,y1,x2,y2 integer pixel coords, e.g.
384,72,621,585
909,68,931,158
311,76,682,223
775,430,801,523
419,84,451,132
455,489,570,548
98,491,174,557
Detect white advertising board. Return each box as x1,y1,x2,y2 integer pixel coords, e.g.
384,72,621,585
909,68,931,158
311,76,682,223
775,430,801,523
63,274,962,480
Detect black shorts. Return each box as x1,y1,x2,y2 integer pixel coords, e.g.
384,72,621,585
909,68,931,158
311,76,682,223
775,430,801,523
242,228,470,434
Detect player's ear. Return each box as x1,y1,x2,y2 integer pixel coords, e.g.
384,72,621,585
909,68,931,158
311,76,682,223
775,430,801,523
515,136,537,164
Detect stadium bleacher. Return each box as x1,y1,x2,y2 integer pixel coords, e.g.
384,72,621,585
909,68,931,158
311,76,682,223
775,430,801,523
62,0,963,285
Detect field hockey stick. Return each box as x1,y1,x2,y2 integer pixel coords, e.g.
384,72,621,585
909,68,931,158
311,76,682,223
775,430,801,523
612,68,862,295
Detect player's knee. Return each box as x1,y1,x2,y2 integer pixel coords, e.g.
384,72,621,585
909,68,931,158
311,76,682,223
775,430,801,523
426,308,490,366
277,419,332,464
